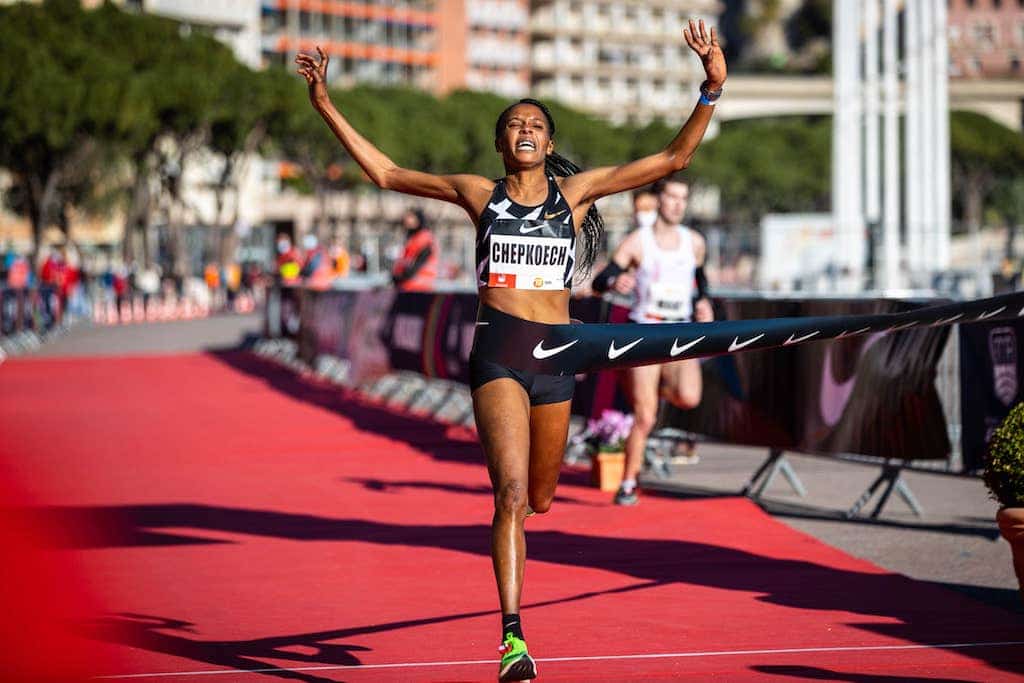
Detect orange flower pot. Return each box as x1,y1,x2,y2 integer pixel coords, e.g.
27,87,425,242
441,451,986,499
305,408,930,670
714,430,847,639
591,451,625,492
997,507,1024,602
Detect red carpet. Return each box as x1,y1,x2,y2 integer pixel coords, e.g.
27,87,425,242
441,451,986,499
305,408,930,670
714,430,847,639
0,351,1021,682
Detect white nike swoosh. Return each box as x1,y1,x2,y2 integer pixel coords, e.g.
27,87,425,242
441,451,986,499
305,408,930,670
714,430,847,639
836,326,871,339
728,333,765,352
533,339,580,359
784,331,820,346
977,306,1007,321
1018,305,1024,317
608,337,644,360
931,313,963,327
475,322,490,326
519,224,545,234
670,336,705,357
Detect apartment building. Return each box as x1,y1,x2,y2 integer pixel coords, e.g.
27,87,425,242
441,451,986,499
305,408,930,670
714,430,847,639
529,0,722,124
438,0,531,96
948,0,1024,77
259,1,438,91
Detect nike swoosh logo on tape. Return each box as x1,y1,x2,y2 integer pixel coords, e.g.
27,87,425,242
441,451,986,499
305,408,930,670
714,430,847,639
670,336,705,357
519,224,545,234
977,306,1007,320
728,334,765,352
544,210,566,220
532,339,579,359
836,326,871,339
784,331,820,346
931,313,963,327
608,337,644,360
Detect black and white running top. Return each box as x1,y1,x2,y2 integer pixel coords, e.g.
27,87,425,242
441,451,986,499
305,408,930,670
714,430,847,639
476,174,576,290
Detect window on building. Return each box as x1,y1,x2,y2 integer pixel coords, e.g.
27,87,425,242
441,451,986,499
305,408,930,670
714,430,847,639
1011,56,1021,73
994,0,1002,9
973,22,996,44
299,11,311,33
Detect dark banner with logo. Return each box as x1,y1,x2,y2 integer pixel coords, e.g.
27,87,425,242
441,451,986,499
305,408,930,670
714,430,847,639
658,298,952,460
960,319,1024,471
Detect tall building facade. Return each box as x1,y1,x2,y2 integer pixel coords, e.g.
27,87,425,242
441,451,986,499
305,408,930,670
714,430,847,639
529,0,722,124
437,0,530,96
948,0,1024,78
260,1,438,91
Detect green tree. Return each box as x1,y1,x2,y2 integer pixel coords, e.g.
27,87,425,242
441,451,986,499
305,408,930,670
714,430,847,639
0,0,131,260
688,116,832,221
950,111,1024,233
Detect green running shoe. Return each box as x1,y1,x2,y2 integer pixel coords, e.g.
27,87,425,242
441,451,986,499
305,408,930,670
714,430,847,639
497,632,537,681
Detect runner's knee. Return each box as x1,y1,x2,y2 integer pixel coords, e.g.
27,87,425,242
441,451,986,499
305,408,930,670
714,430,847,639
632,404,658,434
667,385,702,410
494,480,528,518
527,493,553,515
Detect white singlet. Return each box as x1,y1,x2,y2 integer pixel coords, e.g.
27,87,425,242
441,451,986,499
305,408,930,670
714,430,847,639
629,224,698,323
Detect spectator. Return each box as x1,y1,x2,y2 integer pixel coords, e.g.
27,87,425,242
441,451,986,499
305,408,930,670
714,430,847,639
391,208,437,292
276,234,302,284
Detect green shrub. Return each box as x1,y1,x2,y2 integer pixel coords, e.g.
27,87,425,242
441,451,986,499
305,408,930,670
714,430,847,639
984,402,1024,508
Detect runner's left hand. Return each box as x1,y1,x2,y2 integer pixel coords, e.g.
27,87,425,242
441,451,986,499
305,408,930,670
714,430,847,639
683,19,726,90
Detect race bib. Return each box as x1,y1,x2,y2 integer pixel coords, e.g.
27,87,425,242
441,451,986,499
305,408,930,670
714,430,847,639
487,222,572,290
646,281,691,319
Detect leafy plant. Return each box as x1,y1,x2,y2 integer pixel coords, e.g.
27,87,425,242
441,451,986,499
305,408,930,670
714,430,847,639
984,402,1024,508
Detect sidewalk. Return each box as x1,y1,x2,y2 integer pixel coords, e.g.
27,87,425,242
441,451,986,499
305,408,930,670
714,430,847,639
643,441,1021,615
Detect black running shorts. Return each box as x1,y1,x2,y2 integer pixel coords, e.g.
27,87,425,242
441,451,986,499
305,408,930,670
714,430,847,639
469,305,575,406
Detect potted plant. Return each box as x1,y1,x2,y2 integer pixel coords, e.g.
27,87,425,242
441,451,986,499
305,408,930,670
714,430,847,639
983,401,1024,601
574,410,634,492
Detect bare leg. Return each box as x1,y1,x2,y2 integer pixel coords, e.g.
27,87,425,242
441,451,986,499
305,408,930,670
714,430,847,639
623,364,662,483
473,379,531,615
527,400,573,514
661,358,702,409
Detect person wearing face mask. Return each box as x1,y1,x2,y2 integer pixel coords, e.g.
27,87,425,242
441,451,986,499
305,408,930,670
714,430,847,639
591,175,713,505
275,234,302,284
391,208,438,292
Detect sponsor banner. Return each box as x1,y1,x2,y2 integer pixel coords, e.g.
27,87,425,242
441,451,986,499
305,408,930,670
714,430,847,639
382,292,477,383
960,319,1024,471
294,288,395,385
660,298,952,460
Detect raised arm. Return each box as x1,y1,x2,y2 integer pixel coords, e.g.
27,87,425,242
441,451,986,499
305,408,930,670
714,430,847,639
561,20,727,207
295,47,492,212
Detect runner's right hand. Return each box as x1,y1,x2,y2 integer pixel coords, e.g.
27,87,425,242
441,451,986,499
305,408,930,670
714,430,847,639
613,272,636,295
295,46,330,107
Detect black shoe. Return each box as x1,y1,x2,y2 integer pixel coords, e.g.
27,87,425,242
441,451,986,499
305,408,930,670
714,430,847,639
614,485,639,506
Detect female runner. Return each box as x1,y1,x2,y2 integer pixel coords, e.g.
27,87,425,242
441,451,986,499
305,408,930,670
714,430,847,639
296,20,726,681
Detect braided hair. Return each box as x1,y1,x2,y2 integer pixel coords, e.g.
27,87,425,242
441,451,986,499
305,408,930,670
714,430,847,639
495,98,605,279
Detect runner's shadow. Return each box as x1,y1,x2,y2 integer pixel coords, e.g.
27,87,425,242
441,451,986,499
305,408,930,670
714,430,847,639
34,503,1024,676
82,613,363,683
206,351,482,465
750,665,977,682
83,583,663,680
